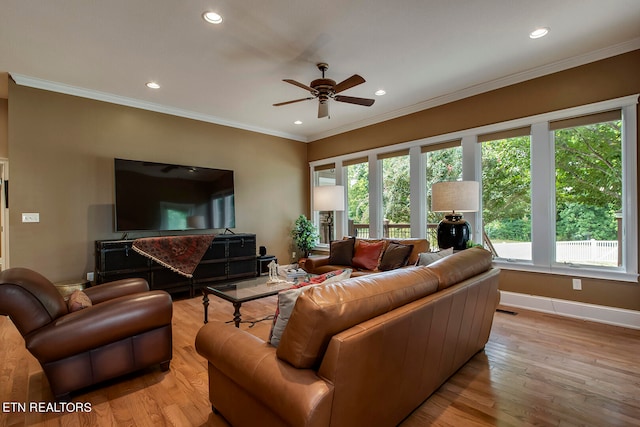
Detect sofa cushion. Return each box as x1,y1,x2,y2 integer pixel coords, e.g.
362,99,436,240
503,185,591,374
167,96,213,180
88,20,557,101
269,269,352,347
391,238,430,265
416,247,454,266
276,267,440,369
327,237,355,265
67,290,92,312
352,239,385,270
378,242,413,271
426,247,493,290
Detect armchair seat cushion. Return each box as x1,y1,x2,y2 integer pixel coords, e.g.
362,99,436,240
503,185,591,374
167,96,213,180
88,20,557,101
27,291,173,363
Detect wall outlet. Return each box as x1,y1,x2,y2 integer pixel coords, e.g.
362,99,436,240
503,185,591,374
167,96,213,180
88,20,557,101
86,272,94,282
292,251,296,260
572,278,582,290
21,213,40,223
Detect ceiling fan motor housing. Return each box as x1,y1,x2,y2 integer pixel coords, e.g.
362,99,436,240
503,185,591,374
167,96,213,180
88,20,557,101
311,78,336,98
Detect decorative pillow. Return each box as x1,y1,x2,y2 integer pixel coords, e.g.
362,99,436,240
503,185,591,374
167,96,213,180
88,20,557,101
327,237,355,265
269,268,352,347
416,247,454,266
352,240,385,270
378,242,414,271
67,290,92,312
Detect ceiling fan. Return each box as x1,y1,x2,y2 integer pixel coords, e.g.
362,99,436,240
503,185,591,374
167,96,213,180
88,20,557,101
273,63,375,119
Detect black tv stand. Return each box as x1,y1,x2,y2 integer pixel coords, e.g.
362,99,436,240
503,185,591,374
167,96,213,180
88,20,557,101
222,228,236,235
95,234,256,296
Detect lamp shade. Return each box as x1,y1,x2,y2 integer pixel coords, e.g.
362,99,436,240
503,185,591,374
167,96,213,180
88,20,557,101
313,185,345,211
431,181,479,212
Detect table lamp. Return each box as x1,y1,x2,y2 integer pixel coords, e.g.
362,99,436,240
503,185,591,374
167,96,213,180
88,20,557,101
313,185,345,241
431,181,479,250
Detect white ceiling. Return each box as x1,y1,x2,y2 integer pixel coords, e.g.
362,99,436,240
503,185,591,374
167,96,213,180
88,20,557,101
1,0,639,142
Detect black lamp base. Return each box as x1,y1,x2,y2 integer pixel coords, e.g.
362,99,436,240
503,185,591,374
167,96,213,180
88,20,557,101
436,213,470,250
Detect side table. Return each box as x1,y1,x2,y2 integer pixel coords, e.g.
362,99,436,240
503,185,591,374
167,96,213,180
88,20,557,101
54,279,90,300
257,255,277,275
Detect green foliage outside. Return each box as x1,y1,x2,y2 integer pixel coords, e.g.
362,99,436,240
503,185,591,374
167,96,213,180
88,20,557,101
382,156,411,223
346,163,370,224
554,121,621,241
345,120,621,243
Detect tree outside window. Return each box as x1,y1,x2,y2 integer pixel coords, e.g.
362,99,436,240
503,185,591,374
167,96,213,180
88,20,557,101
553,118,622,266
346,162,369,237
481,135,532,260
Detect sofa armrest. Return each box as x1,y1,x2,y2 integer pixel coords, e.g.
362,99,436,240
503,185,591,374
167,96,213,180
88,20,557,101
195,321,333,426
84,277,150,304
26,291,172,362
302,256,330,274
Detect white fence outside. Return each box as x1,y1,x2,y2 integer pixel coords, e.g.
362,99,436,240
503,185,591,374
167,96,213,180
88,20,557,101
492,239,618,266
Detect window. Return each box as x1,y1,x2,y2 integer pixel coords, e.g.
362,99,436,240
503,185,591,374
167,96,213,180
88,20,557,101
551,111,622,267
309,95,637,281
345,158,369,238
381,151,411,238
424,141,462,249
479,128,532,261
313,164,337,245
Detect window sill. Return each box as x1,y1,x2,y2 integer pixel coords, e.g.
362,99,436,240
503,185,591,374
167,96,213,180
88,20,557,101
492,259,639,283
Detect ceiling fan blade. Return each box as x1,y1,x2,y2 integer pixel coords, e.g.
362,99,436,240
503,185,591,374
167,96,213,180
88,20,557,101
334,95,375,107
273,97,315,107
318,101,329,118
334,74,365,94
283,79,317,94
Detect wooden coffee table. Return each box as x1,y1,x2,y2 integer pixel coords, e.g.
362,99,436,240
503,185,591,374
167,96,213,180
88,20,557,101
202,275,300,327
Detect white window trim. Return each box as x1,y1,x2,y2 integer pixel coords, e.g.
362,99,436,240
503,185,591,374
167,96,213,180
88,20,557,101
309,94,639,282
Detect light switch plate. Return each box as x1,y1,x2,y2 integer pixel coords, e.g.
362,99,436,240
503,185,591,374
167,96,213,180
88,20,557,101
22,213,40,223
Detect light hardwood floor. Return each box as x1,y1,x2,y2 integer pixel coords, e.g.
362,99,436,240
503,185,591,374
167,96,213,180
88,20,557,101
1,292,639,426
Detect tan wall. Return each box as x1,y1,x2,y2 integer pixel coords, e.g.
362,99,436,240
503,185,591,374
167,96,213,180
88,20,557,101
308,50,640,311
8,83,308,282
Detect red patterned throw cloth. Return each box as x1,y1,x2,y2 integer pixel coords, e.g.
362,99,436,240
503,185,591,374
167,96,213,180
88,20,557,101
132,234,215,278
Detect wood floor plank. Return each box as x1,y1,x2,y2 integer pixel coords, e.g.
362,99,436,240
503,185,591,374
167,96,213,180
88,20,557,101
1,294,640,426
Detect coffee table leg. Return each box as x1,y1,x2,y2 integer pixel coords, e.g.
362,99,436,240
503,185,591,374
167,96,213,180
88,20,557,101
232,302,242,328
202,291,209,324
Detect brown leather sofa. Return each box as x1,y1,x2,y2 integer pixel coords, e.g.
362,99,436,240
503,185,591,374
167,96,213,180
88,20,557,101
303,237,430,277
196,247,499,427
0,267,173,400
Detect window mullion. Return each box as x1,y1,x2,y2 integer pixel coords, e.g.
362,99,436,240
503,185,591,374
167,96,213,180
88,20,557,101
462,136,479,243
368,153,382,238
530,121,552,267
622,103,638,274
409,146,426,238
334,160,345,240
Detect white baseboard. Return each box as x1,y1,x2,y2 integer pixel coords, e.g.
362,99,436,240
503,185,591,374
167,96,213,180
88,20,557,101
499,291,640,330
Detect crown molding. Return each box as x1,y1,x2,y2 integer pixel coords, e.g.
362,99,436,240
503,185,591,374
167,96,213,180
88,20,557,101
307,37,640,142
9,74,308,143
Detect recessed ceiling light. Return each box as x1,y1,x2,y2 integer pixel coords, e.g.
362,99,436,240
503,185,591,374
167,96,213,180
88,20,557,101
375,89,386,96
294,120,303,125
203,12,223,24
529,27,549,39
146,81,160,89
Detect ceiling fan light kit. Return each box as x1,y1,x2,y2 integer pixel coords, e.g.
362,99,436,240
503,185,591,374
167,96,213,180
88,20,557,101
273,63,375,119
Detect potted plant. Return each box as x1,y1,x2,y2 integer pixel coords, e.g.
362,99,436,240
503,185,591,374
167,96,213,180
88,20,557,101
290,215,319,259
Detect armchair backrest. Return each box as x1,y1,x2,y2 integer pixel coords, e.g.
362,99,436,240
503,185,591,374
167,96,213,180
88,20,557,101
0,267,68,336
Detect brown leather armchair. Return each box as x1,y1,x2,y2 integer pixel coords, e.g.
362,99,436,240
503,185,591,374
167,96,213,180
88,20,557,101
0,267,173,400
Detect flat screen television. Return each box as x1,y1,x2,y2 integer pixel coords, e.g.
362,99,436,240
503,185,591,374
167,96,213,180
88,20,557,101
114,158,235,232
